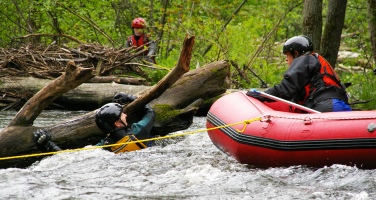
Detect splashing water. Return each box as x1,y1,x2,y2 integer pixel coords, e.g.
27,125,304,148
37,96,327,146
0,112,375,199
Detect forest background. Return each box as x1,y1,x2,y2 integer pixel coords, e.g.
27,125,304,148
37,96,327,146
0,0,375,110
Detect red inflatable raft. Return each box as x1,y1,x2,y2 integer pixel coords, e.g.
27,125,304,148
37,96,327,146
206,91,376,169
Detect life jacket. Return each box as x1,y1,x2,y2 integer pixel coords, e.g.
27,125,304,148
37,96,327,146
300,53,348,106
103,128,147,153
127,34,149,56
110,135,147,154
127,34,156,64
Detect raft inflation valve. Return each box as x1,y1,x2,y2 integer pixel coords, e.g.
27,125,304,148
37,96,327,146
367,123,376,132
303,116,312,125
262,114,271,122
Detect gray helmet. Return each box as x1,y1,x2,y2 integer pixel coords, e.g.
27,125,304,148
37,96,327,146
95,103,123,134
282,35,313,57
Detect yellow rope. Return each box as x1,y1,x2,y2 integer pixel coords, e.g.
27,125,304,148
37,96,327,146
0,117,262,161
236,117,262,132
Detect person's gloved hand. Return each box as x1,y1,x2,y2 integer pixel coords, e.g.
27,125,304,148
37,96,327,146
33,129,62,151
33,129,52,146
112,92,137,104
246,89,274,102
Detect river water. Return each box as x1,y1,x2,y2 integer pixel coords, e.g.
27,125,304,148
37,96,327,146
0,110,375,199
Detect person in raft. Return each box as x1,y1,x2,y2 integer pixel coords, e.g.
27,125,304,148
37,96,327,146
125,17,157,64
246,35,352,112
33,93,156,153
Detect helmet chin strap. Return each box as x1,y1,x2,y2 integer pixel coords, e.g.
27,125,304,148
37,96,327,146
293,50,300,58
119,118,128,128
295,51,312,59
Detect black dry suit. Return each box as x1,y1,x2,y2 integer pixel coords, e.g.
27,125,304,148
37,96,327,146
96,105,156,153
264,53,349,111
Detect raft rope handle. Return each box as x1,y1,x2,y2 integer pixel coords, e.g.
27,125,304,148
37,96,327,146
236,117,262,133
0,117,262,161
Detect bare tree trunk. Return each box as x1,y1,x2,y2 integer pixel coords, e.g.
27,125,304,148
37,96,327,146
157,0,169,58
368,0,376,67
302,0,322,52
124,35,195,119
320,0,348,68
8,61,94,127
149,0,155,34
88,76,147,85
151,60,230,135
0,77,150,111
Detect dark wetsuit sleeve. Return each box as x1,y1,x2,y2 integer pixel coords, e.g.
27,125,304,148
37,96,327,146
265,55,320,101
131,107,156,139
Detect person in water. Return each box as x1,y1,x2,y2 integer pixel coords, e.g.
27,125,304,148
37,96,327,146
33,93,155,153
246,35,351,112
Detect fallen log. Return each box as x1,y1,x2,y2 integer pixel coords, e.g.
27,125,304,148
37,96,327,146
124,34,194,119
0,60,229,168
87,76,148,85
0,60,96,168
0,77,150,110
151,60,230,135
7,60,95,127
0,39,230,169
0,35,206,168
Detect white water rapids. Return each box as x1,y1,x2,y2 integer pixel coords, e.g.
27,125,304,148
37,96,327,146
0,111,375,199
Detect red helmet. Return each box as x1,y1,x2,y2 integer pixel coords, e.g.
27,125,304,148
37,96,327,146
131,18,147,29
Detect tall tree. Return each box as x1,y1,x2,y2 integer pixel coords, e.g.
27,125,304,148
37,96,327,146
302,0,322,53
368,0,376,67
157,0,169,58
320,0,348,68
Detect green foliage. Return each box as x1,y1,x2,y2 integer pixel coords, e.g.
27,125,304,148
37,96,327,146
341,0,376,110
142,67,169,85
0,0,375,109
343,72,376,110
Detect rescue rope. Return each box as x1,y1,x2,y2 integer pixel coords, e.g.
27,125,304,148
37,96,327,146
236,117,262,132
0,118,262,161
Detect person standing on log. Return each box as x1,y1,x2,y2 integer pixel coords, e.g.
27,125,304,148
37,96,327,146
33,93,156,153
246,35,351,112
126,17,157,64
